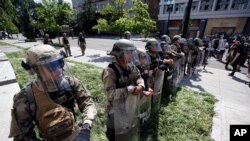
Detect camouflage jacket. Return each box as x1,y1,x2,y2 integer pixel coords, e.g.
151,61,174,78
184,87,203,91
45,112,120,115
102,63,144,113
9,77,96,140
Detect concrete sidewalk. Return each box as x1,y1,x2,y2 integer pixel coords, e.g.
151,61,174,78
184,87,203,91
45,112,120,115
1,38,250,141
0,50,20,140
180,66,250,141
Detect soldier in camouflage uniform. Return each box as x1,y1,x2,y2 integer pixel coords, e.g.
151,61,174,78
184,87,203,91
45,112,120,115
9,45,96,141
124,31,131,40
102,39,145,141
43,34,53,45
62,33,72,57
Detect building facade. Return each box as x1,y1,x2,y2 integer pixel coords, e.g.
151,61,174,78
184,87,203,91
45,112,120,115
158,0,250,38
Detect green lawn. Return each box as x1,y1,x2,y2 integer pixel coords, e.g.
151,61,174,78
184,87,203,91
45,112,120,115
5,49,216,141
0,41,14,48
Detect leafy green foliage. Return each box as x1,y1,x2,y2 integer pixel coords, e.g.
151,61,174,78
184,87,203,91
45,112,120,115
33,0,73,33
129,0,156,37
0,0,19,33
93,0,155,37
76,0,96,32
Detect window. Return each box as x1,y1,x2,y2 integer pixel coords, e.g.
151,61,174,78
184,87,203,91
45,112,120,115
231,0,248,10
215,0,229,11
200,0,213,12
191,1,198,12
163,4,173,14
175,3,185,14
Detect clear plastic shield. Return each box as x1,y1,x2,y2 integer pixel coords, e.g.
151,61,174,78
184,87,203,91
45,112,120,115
126,48,140,66
151,69,165,110
139,93,151,124
113,94,140,141
34,58,73,92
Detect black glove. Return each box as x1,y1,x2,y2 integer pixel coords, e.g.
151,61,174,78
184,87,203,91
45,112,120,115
159,64,167,71
75,129,90,141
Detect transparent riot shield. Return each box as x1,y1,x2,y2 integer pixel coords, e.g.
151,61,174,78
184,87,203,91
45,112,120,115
139,93,151,124
113,93,140,141
151,69,165,111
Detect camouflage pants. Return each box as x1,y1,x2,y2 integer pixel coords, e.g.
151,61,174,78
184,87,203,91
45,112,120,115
79,42,86,55
64,44,71,56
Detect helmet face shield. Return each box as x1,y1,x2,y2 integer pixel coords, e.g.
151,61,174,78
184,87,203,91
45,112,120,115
34,58,71,92
138,52,151,66
122,47,140,66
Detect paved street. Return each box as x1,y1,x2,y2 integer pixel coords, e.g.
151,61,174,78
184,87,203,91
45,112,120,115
0,36,250,141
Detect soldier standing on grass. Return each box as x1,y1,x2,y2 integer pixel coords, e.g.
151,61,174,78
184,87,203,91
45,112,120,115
62,33,72,57
78,32,86,56
102,39,145,141
9,45,96,141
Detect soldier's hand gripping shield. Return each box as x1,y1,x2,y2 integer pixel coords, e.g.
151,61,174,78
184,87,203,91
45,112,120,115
22,44,73,92
137,49,152,124
112,89,140,141
108,39,140,66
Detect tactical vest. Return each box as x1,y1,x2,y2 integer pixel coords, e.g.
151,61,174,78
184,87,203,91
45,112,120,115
32,84,79,141
108,63,133,88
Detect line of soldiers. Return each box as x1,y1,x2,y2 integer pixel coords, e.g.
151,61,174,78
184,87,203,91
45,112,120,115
9,31,210,141
102,31,210,140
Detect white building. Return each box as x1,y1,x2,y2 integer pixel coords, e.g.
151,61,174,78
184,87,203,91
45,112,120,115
158,0,250,37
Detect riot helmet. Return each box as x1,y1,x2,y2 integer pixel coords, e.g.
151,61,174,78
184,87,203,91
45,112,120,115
108,39,139,66
145,38,160,53
124,31,131,39
161,35,171,44
21,44,71,92
193,38,203,46
172,35,181,43
137,48,151,67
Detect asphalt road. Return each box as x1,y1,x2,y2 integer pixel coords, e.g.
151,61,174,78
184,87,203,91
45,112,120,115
14,33,249,75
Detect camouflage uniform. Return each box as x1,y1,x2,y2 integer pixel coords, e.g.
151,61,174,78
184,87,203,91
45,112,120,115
102,39,144,141
43,34,53,45
62,33,71,56
78,33,86,56
9,45,96,141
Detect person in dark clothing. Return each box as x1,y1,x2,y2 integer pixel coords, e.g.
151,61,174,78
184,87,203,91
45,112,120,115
78,32,86,56
43,34,53,45
229,39,244,76
62,33,72,57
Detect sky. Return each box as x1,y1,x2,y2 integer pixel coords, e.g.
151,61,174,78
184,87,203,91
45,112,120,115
34,0,72,7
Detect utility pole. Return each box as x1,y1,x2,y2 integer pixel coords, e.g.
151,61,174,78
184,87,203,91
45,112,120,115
181,0,192,38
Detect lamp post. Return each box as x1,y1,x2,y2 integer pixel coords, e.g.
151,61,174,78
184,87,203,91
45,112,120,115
166,4,173,35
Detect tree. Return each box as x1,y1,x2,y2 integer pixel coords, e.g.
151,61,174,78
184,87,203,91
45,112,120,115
33,0,73,44
93,0,156,38
0,0,19,35
129,0,156,38
13,0,39,39
77,0,96,33
93,0,131,37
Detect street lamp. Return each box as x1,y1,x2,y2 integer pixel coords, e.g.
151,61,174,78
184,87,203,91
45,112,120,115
166,4,173,35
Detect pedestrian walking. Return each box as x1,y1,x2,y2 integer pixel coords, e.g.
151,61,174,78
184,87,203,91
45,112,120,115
62,33,72,57
78,32,86,56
